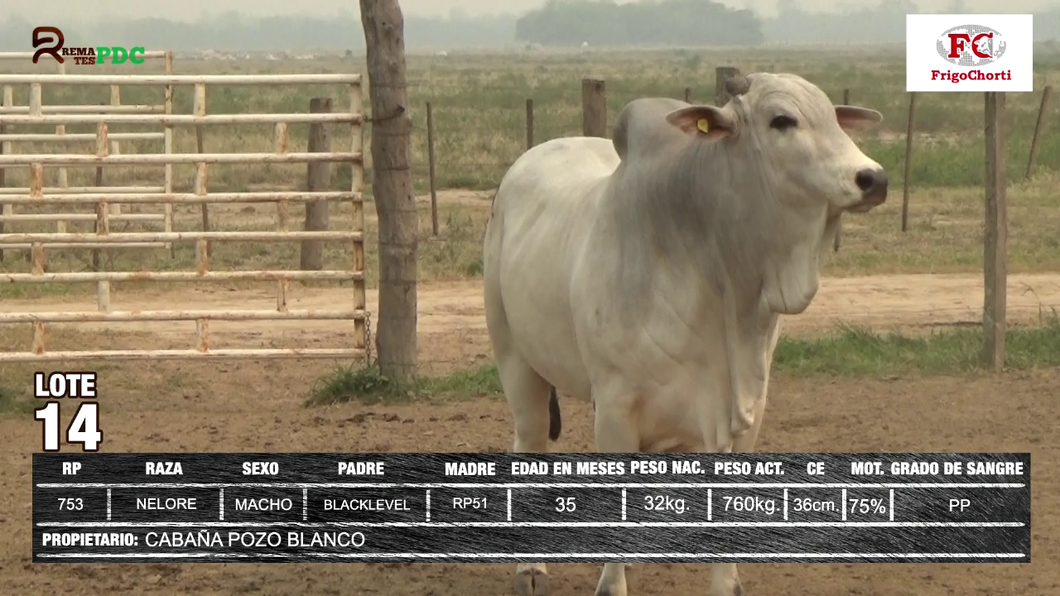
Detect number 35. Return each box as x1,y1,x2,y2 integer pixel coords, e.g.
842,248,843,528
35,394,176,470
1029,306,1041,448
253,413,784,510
554,496,576,512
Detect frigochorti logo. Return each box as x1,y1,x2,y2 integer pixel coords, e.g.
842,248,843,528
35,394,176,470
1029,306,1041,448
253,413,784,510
938,24,1007,66
931,24,1010,84
31,26,145,65
907,14,1032,93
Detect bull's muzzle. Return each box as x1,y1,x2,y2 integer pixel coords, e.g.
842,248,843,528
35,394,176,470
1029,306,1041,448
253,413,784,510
851,167,888,211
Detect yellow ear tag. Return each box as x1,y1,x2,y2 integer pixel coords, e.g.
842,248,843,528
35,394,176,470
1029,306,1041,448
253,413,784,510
696,118,710,134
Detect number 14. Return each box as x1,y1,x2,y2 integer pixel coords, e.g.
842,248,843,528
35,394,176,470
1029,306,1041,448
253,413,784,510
34,402,103,452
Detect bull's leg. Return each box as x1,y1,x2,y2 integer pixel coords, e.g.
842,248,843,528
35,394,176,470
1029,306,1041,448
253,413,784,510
710,317,781,596
708,394,768,596
485,260,553,596
498,355,554,596
591,397,640,596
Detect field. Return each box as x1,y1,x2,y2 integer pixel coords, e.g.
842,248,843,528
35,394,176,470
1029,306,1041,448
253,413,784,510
2,45,1060,595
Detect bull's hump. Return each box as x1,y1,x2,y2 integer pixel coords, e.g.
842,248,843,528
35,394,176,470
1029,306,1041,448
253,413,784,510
612,97,692,162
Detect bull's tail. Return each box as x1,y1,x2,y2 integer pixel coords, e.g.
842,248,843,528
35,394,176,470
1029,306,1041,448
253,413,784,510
548,386,561,441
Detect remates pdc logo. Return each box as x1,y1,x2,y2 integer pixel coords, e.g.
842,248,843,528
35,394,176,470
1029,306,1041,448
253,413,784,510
937,24,1007,67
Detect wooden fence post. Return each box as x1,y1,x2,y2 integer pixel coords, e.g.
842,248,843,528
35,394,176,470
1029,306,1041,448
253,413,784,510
983,91,1008,372
715,66,740,106
582,78,607,137
164,50,174,258
0,92,6,263
426,101,438,236
0,86,13,263
360,0,418,383
684,87,692,103
901,93,917,232
1025,85,1052,180
300,97,332,270
526,98,534,149
92,117,104,271
843,88,850,104
91,89,122,272
193,83,211,256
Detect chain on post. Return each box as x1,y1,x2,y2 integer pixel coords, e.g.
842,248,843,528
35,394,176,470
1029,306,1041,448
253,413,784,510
363,311,374,367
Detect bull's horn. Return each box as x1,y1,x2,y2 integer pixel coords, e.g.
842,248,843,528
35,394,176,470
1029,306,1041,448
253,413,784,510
725,75,751,97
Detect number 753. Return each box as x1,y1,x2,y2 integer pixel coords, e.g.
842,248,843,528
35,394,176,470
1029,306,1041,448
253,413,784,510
34,401,103,452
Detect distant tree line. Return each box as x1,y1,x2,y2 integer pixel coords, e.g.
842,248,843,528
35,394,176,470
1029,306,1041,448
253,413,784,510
765,0,1060,45
515,0,765,46
767,0,1060,45
763,0,914,44
0,12,518,52
1,1,1058,52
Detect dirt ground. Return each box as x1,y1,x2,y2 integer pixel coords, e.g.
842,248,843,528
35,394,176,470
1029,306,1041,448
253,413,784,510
3,271,1060,362
1,273,1058,595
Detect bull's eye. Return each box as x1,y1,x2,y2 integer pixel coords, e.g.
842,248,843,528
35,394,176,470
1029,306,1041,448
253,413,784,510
770,115,798,131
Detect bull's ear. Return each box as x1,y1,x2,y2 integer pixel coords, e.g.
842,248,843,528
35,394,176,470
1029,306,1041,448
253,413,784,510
666,105,736,141
835,106,883,134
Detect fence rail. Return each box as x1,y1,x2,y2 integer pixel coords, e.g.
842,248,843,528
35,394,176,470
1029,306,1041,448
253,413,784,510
0,67,368,363
0,74,362,85
0,213,161,222
0,310,364,323
0,113,363,125
0,230,362,243
0,151,362,165
0,132,165,142
0,190,359,204
1,271,362,283
0,186,164,195
0,51,175,252
0,105,164,114
0,349,362,363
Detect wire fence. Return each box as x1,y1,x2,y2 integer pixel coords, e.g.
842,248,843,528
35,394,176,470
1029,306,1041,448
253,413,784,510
406,79,1057,202
401,75,1060,374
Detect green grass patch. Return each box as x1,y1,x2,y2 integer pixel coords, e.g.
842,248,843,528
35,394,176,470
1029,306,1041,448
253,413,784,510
304,366,408,407
304,362,502,407
774,317,1060,376
0,381,35,417
419,364,503,396
307,318,1060,406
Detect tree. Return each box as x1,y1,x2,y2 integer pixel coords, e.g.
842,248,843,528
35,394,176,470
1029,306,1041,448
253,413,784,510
514,0,765,47
360,0,419,384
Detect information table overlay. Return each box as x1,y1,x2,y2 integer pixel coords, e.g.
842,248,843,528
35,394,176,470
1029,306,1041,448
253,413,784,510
32,452,1030,563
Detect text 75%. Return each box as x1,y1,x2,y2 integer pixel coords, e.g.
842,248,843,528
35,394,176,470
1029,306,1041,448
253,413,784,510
722,496,888,516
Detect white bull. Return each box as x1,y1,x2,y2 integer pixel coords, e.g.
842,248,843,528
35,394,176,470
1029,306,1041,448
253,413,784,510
482,72,887,596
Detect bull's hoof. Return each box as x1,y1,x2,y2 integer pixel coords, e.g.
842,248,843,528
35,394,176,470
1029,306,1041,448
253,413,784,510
514,568,549,596
725,582,744,596
712,580,743,596
594,572,628,596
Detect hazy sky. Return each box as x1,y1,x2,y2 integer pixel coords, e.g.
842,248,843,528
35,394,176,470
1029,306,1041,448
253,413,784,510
11,0,1058,22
